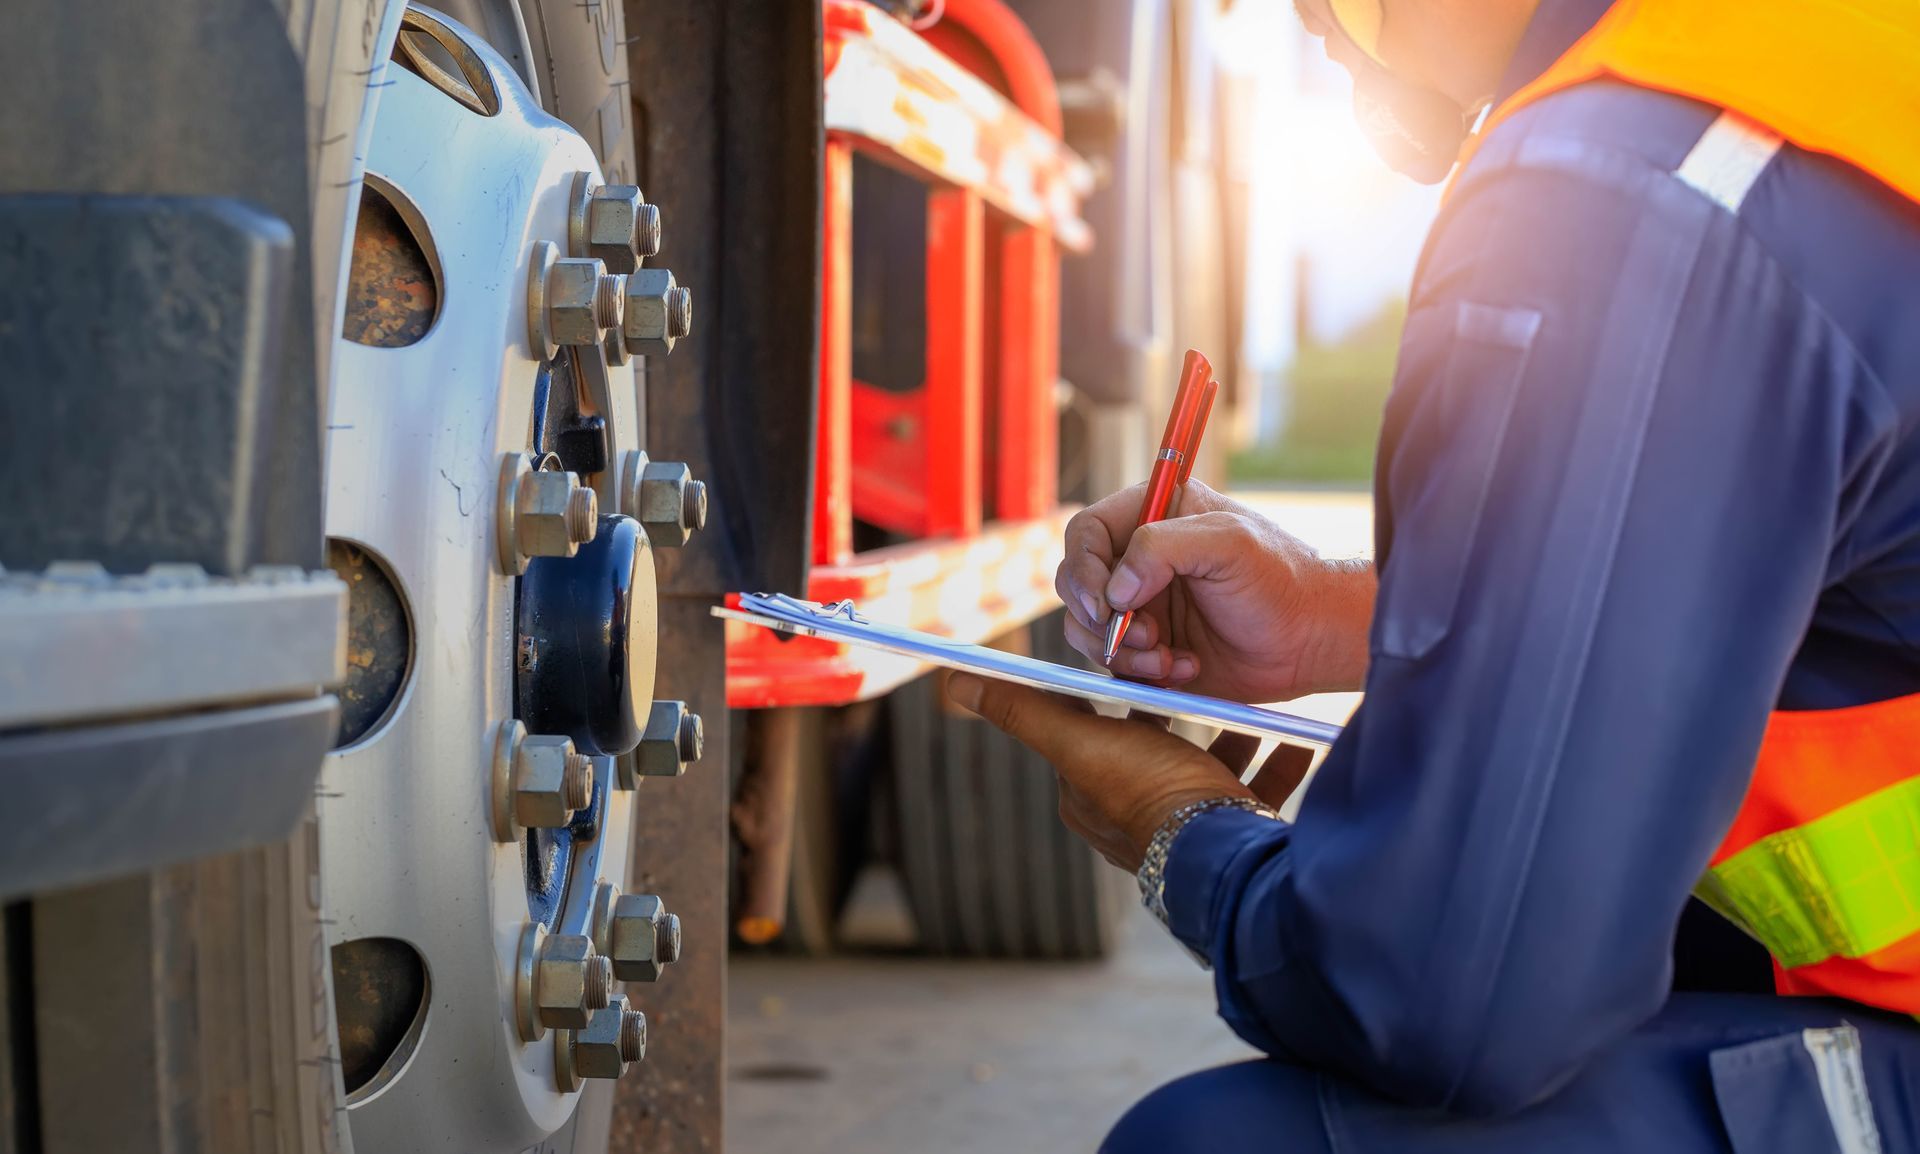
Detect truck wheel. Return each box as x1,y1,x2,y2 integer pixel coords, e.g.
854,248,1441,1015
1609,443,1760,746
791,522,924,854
890,611,1133,959
318,4,685,1153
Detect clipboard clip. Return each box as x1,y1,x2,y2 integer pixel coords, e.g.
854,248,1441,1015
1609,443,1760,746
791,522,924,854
764,593,868,624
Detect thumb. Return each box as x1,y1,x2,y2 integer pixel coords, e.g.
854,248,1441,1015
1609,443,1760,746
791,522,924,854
946,674,1091,766
1104,512,1248,610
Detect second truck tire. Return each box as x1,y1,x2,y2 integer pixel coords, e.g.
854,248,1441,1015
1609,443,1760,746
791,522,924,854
890,611,1133,960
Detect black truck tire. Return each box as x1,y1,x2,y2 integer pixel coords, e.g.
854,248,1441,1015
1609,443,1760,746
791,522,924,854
0,2,386,1151
890,611,1134,960
3,2,637,1152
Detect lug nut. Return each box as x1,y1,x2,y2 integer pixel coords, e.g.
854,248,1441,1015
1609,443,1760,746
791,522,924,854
528,240,625,360
498,452,599,574
515,735,593,829
621,701,703,785
493,721,595,839
569,176,662,274
621,268,691,358
607,892,681,982
548,257,621,346
534,932,612,1030
620,452,707,547
567,995,647,1083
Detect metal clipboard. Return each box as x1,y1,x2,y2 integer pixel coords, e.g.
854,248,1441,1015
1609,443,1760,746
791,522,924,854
714,593,1345,746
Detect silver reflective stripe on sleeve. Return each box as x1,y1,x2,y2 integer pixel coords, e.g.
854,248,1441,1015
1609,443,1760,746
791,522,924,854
1803,1026,1883,1154
1675,111,1785,214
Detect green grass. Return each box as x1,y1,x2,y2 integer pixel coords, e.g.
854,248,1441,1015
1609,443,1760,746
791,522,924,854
1228,301,1406,487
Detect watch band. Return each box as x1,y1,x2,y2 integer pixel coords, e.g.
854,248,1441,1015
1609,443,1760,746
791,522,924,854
1136,796,1283,953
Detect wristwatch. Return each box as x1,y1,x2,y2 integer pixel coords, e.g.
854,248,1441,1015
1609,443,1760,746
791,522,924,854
1136,796,1284,956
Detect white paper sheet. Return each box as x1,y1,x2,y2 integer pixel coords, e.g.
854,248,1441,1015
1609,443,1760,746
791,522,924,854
715,593,1346,746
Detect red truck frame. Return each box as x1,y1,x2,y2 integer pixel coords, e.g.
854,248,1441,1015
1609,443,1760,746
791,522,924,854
726,0,1095,709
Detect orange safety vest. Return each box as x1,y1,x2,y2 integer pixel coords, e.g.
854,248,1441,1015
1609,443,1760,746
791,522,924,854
1470,0,1920,1016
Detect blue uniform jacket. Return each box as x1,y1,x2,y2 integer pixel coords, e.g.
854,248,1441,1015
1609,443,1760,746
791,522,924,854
1161,0,1920,1118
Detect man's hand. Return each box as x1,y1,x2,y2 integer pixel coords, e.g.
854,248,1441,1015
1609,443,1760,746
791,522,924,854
946,673,1311,872
1055,480,1376,702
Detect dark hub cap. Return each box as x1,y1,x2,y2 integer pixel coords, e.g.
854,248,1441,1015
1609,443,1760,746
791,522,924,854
515,512,656,756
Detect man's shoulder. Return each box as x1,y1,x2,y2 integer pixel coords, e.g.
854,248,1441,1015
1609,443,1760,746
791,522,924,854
1457,80,1920,408
1475,80,1720,181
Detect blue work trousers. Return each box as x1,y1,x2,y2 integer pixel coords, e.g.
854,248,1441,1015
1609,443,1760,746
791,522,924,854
1104,994,1920,1153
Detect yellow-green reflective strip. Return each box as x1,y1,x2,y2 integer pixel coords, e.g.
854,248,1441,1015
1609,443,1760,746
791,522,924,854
1698,775,1920,970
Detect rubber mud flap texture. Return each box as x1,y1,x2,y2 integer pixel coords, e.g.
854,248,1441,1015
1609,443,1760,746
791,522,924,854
890,610,1133,960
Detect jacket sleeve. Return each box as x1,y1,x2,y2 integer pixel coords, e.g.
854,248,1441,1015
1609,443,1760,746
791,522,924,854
1158,131,1895,1116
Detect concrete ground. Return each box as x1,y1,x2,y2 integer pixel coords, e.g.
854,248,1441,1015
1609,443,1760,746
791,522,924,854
727,903,1256,1154
725,490,1371,1153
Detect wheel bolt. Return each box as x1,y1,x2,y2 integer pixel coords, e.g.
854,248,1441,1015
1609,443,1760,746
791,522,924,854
619,1008,647,1062
664,286,691,339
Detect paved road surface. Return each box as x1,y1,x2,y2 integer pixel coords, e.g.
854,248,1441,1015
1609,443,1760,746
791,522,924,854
728,905,1255,1154
724,490,1371,1153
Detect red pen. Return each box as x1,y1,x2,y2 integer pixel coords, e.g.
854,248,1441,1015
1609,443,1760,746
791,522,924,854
1104,349,1219,666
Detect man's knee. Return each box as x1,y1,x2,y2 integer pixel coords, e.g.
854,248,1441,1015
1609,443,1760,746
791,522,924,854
1101,1060,1329,1154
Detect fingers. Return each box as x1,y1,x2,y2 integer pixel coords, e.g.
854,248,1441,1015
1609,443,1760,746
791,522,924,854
1062,615,1194,682
1059,494,1133,628
1058,481,1241,628
949,673,1198,772
1061,614,1107,667
1249,743,1316,808
1206,730,1263,775
1059,618,1175,672
1105,511,1253,612
947,674,1099,767
1056,563,1101,632
1125,709,1172,731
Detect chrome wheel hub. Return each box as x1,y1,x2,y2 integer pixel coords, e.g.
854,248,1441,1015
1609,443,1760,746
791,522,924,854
319,7,697,1150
